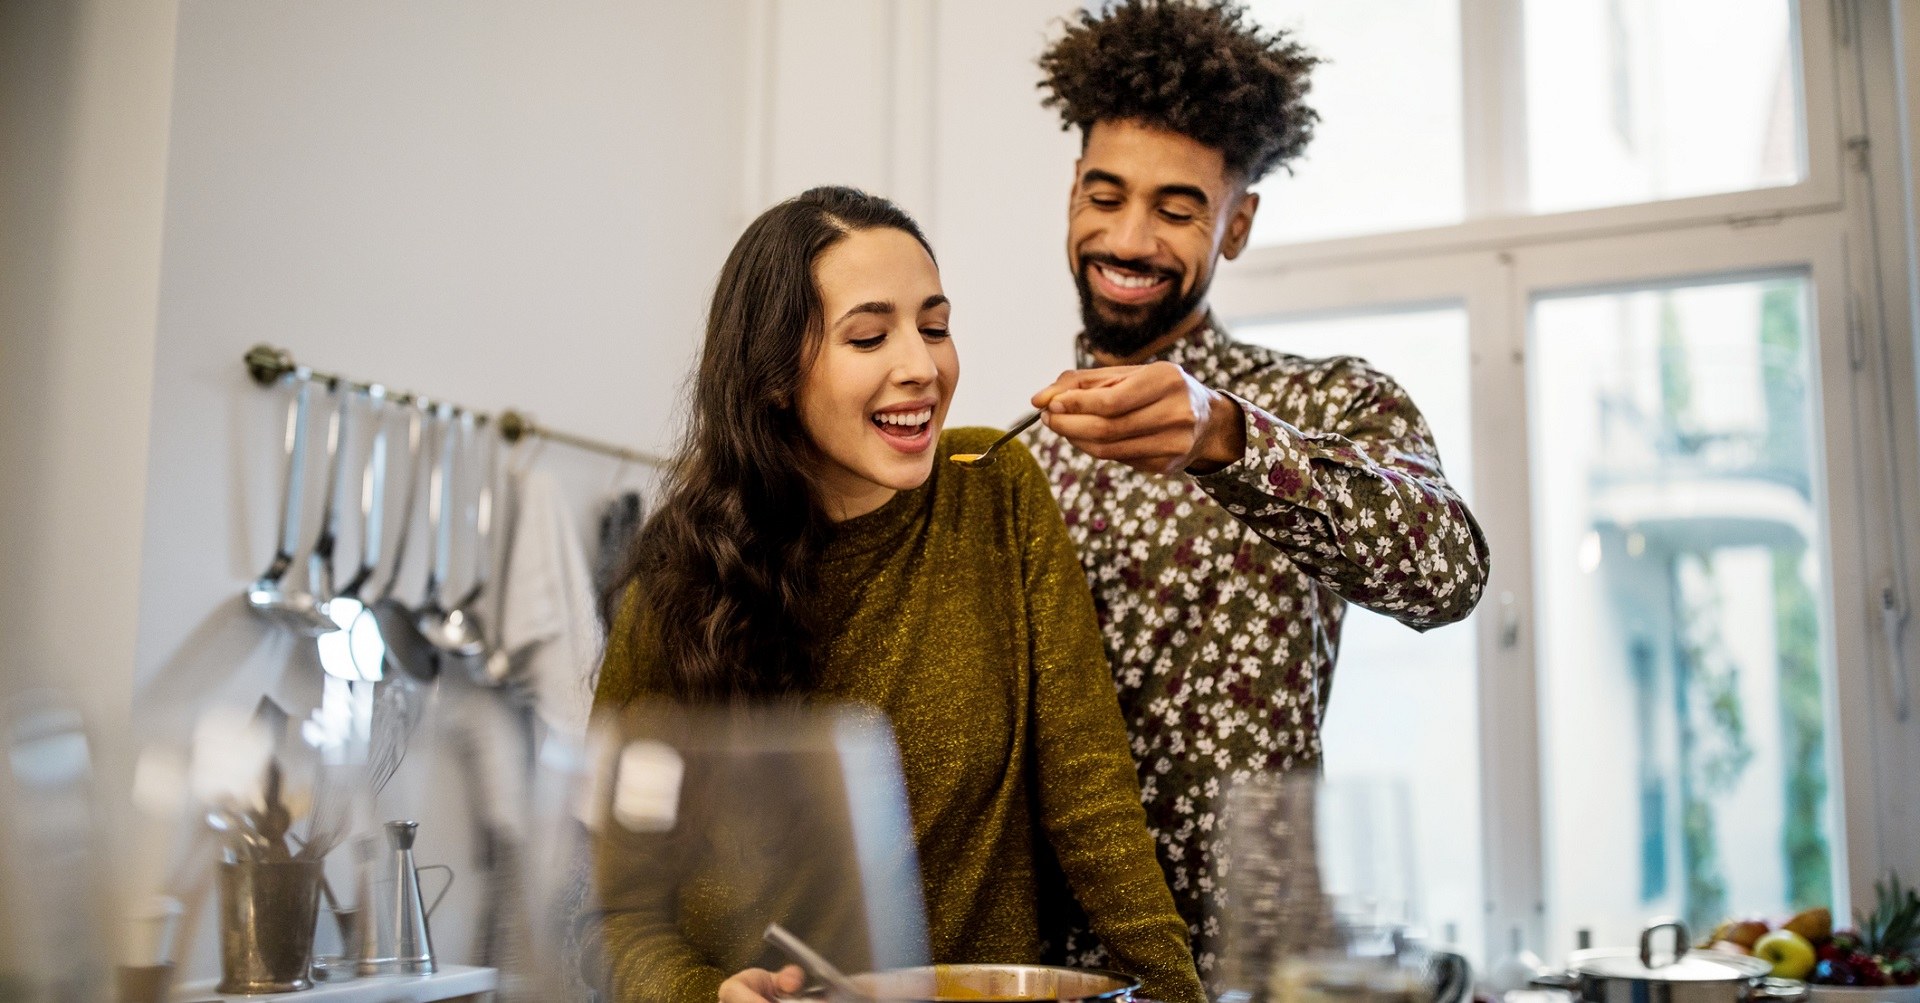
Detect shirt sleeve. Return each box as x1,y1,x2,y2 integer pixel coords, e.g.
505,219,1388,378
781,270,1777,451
1005,443,1208,1003
1191,359,1490,630
591,592,732,1003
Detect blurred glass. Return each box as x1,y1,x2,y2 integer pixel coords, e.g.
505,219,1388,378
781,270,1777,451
588,704,928,994
1528,276,1834,955
1245,0,1465,245
1236,308,1483,964
1524,0,1803,214
1216,775,1442,1003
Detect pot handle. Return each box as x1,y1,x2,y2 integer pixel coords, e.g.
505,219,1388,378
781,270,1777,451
1640,917,1692,969
1531,972,1581,992
1748,979,1809,1003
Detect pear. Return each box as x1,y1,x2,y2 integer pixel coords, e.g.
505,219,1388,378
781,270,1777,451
1782,907,1833,945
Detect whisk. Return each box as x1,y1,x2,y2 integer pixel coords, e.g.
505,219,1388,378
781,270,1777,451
367,676,428,799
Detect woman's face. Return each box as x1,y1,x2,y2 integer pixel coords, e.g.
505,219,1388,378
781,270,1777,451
797,226,957,521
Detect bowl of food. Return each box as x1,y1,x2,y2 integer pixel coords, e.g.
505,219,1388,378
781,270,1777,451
1701,877,1920,1003
835,964,1138,1003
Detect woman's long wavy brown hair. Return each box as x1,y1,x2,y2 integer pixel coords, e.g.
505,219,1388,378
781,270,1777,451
611,186,935,700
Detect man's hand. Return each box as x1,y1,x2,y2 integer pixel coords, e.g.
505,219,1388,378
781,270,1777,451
719,965,806,1003
1032,361,1246,475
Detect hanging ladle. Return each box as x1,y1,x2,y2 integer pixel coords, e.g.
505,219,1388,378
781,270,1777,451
350,398,426,684
418,408,485,658
275,380,355,636
443,420,500,678
319,386,390,680
246,373,323,627
382,402,455,683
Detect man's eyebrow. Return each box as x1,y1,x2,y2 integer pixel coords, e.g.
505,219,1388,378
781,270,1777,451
835,300,894,325
1080,169,1212,209
1154,183,1211,208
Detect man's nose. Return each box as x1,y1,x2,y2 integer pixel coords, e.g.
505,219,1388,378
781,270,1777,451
1107,205,1158,262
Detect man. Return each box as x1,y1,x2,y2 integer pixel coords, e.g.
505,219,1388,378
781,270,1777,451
1022,0,1491,979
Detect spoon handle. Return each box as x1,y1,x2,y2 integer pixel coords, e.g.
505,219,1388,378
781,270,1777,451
764,923,867,1000
983,409,1043,456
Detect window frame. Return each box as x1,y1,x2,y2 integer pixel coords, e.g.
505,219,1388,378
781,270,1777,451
1211,0,1920,965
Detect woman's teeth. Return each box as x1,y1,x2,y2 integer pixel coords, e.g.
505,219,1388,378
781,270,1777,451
873,408,933,428
1099,264,1163,289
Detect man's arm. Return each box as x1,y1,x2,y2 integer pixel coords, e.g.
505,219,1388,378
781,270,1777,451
1035,359,1489,629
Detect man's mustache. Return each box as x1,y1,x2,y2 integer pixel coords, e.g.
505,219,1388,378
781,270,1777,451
1080,253,1182,285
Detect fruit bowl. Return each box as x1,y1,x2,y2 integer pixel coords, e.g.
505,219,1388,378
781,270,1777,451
1808,985,1920,1003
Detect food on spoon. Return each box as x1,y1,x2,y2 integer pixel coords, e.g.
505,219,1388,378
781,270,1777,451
1753,929,1817,980
949,453,984,465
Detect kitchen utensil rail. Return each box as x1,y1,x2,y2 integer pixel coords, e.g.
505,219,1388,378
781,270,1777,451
244,344,667,469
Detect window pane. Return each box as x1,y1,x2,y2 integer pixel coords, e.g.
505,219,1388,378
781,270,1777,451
1525,0,1803,214
1236,309,1483,962
1245,0,1464,245
1529,277,1833,958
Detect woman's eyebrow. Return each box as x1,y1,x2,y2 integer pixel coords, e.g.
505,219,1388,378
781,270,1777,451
921,294,949,312
835,300,895,325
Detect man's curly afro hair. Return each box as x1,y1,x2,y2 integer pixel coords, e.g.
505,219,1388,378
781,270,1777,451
1037,0,1319,184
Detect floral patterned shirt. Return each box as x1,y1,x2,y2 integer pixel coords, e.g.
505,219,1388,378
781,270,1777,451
1022,318,1490,980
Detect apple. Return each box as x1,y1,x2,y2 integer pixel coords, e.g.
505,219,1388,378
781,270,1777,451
1754,929,1818,980
1782,907,1833,945
1712,941,1755,956
1725,920,1773,950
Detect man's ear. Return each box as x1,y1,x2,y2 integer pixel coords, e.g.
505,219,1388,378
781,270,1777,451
1221,190,1259,261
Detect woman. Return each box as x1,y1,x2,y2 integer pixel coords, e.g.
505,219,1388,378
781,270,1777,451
593,187,1204,1003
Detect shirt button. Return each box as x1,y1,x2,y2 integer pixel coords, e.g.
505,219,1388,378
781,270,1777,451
1091,516,1108,532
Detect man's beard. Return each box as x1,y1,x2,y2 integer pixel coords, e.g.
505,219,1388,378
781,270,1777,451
1074,252,1211,359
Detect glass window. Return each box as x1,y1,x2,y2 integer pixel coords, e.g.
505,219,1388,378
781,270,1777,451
1236,308,1483,961
1524,0,1804,214
1245,0,1465,245
1528,276,1834,955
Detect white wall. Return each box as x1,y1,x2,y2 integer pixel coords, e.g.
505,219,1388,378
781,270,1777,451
0,0,177,981
131,0,749,977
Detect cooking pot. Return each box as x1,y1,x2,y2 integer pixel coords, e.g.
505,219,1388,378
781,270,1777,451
812,964,1138,1003
1533,919,1808,1003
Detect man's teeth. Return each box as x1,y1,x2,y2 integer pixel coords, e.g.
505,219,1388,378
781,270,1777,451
1099,265,1163,290
874,408,933,427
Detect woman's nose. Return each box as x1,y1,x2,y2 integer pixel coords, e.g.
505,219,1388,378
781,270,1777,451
890,327,939,385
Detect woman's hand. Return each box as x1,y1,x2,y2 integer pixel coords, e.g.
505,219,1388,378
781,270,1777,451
718,964,806,1003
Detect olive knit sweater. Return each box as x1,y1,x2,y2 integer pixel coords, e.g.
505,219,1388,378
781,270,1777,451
592,428,1204,1003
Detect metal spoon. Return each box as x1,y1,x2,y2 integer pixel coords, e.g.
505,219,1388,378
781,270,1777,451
320,387,390,680
383,402,454,684
355,400,429,683
947,410,1043,468
245,374,317,622
417,409,484,657
447,421,502,680
279,381,354,635
763,923,869,1000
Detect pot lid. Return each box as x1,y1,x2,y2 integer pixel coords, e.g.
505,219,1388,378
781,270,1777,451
1570,949,1773,983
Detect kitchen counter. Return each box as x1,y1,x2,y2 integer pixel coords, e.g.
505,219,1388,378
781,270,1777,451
173,965,497,1002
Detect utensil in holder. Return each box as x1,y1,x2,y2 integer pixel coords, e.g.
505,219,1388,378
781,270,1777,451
216,858,323,993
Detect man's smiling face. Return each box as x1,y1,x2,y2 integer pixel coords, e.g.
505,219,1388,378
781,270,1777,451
1066,118,1259,363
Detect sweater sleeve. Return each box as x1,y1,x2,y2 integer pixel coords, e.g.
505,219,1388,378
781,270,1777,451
591,591,731,1003
1192,358,1489,629
1003,443,1207,1003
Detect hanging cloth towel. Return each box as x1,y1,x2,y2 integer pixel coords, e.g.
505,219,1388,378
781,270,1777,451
594,490,646,631
500,469,603,739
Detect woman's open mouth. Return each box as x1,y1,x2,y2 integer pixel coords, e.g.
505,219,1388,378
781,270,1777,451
871,405,936,452
1088,261,1174,306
